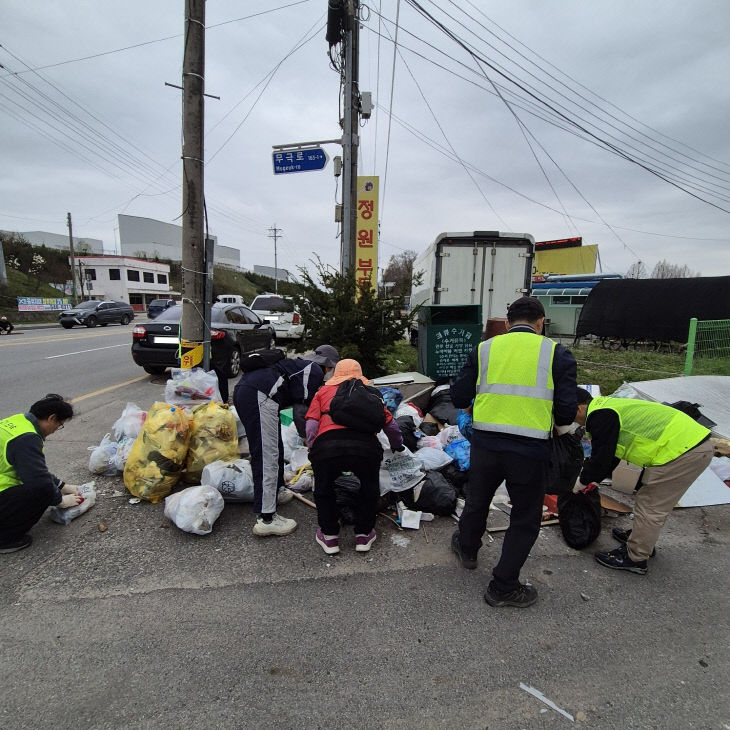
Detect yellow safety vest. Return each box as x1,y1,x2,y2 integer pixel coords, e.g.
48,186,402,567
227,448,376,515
586,396,710,467
0,413,40,492
473,332,557,440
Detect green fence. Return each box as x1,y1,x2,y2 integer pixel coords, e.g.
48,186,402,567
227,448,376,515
684,318,730,375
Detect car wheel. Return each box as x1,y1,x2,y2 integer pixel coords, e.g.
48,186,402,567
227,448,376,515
120,314,130,325
61,323,73,329
226,347,241,378
85,316,97,327
143,365,168,376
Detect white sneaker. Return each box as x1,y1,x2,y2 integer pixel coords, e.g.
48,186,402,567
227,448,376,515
252,513,297,537
277,487,294,505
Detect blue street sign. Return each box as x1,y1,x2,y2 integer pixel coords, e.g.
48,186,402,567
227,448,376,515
272,147,329,174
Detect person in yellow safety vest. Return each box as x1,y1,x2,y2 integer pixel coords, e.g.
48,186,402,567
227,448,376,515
573,388,713,574
0,394,82,553
450,296,578,608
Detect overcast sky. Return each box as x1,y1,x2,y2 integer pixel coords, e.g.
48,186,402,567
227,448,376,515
1,0,729,279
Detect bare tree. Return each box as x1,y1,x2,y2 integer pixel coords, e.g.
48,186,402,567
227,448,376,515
626,260,647,278
650,259,700,278
381,249,418,296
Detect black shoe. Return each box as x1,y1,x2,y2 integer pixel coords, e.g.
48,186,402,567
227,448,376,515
451,531,477,570
0,534,32,553
484,583,538,608
595,544,647,574
612,527,656,557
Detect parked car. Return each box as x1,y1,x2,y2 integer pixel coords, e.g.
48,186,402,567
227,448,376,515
131,303,276,376
216,294,246,305
250,293,304,340
147,298,177,319
59,300,135,329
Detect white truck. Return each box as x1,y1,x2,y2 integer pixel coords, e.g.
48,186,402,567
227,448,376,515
409,231,535,342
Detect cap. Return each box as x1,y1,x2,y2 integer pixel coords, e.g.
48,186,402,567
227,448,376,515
507,296,545,322
307,344,340,368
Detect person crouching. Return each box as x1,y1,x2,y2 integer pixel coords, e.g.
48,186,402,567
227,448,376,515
305,359,404,554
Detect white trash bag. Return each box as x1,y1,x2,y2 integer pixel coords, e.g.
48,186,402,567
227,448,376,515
164,367,221,407
49,482,97,525
88,434,118,476
394,402,423,427
437,424,463,448
201,459,254,502
377,433,424,496
281,422,304,463
113,436,135,472
414,446,453,471
164,485,224,535
112,402,147,441
288,446,310,472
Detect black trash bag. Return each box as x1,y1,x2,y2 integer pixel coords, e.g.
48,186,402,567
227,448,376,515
411,471,457,515
396,415,420,452
426,386,459,425
440,462,469,497
419,421,440,437
546,433,585,496
334,474,360,525
557,488,601,549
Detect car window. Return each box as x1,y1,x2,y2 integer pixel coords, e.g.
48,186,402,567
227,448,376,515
150,299,167,307
251,296,293,312
76,300,98,309
211,307,228,324
155,305,182,322
225,307,246,324
240,307,262,325
98,302,111,310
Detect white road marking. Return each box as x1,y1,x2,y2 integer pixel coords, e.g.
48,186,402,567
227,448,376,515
45,343,128,359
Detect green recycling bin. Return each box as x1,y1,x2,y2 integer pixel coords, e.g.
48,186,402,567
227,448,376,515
417,304,482,380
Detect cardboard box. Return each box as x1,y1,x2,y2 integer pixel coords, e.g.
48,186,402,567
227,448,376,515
610,460,642,494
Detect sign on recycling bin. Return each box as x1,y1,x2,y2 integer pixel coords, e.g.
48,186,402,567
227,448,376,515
429,325,477,378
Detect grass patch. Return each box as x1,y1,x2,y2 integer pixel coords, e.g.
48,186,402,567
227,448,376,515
574,342,730,395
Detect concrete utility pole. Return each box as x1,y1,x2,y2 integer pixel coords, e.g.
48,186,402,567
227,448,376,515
66,212,78,303
268,224,282,294
180,0,207,370
341,0,360,273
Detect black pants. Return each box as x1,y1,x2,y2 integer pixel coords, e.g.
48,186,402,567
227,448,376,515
459,447,546,593
0,482,54,545
311,454,381,536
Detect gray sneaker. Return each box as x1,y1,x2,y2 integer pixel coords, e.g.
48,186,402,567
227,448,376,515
253,514,297,537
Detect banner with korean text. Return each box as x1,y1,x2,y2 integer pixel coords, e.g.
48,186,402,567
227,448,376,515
355,176,379,294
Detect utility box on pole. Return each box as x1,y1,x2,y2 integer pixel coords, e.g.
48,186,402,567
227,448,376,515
180,0,207,370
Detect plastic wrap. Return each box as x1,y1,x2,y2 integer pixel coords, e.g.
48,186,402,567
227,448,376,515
88,434,118,476
49,482,97,525
164,367,221,407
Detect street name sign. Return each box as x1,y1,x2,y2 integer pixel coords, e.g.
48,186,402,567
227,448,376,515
272,147,329,174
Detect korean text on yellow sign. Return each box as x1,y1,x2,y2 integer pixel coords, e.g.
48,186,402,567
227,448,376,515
356,176,379,293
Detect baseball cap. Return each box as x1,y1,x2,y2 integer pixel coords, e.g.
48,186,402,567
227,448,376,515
307,344,340,368
507,296,545,322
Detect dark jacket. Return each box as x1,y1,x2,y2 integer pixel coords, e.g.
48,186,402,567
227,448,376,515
450,326,578,460
5,413,64,505
234,357,325,437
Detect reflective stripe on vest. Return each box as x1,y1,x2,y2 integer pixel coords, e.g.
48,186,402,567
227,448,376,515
0,413,38,492
473,332,556,440
586,396,710,467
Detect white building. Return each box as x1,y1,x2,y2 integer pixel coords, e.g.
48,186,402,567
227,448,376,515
118,214,240,268
253,264,290,281
4,230,104,255
75,255,174,312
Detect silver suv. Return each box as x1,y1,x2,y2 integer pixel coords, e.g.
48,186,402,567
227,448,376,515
250,294,303,341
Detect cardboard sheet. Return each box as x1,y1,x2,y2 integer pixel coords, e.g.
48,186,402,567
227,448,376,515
677,466,730,508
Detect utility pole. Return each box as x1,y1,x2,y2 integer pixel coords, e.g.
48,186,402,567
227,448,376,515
341,0,360,274
66,212,78,303
180,0,207,370
268,224,282,294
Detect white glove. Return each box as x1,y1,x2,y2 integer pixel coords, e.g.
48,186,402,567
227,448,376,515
573,477,588,493
61,483,79,495
555,422,581,436
59,493,83,508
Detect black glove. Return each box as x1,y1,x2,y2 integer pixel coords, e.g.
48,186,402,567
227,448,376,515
393,445,406,452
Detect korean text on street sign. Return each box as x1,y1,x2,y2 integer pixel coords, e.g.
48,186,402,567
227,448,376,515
355,176,379,295
272,147,329,174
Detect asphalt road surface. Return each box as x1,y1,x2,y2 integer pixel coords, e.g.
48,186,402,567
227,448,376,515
0,327,728,729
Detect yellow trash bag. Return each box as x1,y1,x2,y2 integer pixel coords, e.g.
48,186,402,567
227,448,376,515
183,401,238,484
123,402,191,503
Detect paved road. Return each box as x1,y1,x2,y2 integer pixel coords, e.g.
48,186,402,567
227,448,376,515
0,339,728,729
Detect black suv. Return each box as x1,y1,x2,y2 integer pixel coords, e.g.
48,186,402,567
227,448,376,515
147,298,177,319
59,300,135,328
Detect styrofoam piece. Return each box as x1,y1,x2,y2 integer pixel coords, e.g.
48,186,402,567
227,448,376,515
677,465,730,508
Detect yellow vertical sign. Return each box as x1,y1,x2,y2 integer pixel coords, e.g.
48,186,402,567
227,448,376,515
355,176,378,294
